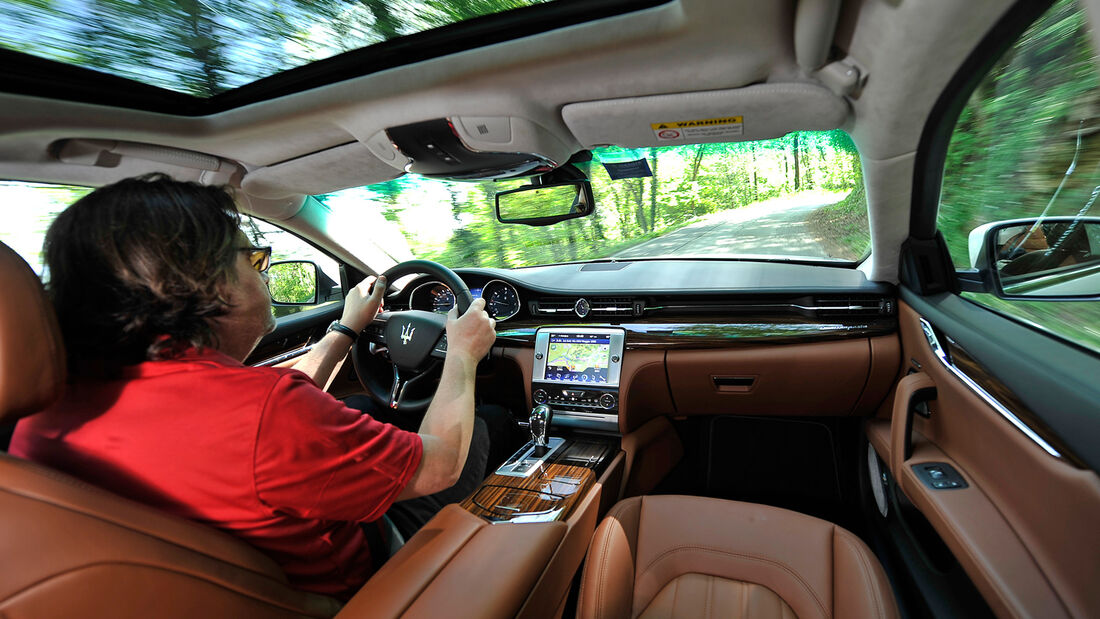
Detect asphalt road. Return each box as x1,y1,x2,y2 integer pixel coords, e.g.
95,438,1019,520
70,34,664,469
612,194,831,260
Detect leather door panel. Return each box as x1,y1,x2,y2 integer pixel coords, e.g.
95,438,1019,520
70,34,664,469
870,300,1100,618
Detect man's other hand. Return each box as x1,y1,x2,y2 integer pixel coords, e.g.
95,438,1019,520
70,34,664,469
445,298,496,361
341,275,386,334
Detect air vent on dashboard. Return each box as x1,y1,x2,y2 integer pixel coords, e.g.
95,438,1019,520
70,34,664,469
530,297,643,318
590,297,640,316
810,297,895,317
530,298,576,316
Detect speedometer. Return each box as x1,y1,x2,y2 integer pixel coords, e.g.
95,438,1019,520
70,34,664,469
483,280,520,320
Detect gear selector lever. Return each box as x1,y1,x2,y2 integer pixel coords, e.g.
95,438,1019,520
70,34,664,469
529,404,553,455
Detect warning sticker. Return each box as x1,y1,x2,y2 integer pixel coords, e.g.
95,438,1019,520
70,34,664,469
651,116,743,142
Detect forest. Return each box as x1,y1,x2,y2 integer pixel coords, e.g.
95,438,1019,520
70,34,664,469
327,131,866,269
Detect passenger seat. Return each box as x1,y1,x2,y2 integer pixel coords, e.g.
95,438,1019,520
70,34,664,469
577,495,899,619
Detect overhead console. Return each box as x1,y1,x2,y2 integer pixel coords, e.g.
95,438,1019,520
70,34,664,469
368,116,573,181
531,327,625,433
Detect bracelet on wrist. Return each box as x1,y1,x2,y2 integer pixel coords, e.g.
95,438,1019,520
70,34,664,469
326,320,359,342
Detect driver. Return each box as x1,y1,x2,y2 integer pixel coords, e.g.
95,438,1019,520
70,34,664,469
9,174,498,599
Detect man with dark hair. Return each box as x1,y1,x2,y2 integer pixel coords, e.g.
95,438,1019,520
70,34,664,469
10,174,497,599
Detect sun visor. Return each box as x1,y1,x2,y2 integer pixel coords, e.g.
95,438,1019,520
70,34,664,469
241,142,403,200
562,83,850,149
374,117,574,181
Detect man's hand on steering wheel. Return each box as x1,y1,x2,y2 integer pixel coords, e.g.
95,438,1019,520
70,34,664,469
445,298,497,362
341,275,387,334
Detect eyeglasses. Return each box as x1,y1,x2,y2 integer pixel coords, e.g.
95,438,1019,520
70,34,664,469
239,246,272,273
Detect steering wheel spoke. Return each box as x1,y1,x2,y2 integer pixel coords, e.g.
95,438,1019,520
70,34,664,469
387,361,441,410
430,333,449,359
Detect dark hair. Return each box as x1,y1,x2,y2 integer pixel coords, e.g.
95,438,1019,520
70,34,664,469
44,174,242,371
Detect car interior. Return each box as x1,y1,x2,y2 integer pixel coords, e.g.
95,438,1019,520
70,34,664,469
1,0,1099,617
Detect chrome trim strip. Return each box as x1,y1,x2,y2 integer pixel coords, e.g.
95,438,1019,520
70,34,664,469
408,280,453,312
648,303,882,312
918,318,1062,459
254,345,313,367
552,411,619,432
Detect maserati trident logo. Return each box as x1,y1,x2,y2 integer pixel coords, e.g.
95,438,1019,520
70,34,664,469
400,323,416,345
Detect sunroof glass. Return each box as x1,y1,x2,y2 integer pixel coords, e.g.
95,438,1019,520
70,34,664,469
0,0,551,98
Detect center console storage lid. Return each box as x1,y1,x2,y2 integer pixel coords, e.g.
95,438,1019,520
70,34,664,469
341,505,565,618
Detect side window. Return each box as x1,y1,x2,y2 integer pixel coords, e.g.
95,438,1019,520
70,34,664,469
0,182,341,321
240,215,343,318
938,0,1100,354
0,181,91,277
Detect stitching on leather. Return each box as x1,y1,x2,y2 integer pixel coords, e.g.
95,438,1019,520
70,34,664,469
670,572,681,616
836,528,883,619
0,560,341,615
639,545,829,618
703,574,712,619
595,523,614,618
0,484,276,578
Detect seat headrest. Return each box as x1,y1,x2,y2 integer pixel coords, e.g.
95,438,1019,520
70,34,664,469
0,241,66,422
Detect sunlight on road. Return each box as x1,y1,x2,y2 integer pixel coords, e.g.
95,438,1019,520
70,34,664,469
613,190,850,260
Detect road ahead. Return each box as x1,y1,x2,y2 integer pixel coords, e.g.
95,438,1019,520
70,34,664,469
612,193,834,260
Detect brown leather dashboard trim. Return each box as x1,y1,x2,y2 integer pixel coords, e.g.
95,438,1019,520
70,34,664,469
496,317,896,348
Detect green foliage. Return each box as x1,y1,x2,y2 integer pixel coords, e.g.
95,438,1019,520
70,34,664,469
267,261,317,304
806,165,869,260
939,0,1100,267
938,0,1100,355
350,130,865,268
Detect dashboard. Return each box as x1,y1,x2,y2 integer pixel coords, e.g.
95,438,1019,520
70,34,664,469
354,259,902,432
390,259,898,344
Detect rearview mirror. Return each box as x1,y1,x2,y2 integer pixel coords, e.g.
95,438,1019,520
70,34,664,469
267,260,319,305
495,180,595,226
968,217,1100,299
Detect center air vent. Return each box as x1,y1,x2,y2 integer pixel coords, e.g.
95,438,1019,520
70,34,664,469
590,297,640,316
530,297,644,318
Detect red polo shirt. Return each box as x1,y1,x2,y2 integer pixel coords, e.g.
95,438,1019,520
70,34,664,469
10,347,422,598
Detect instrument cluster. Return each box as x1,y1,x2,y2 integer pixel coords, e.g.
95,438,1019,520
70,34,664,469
409,279,521,320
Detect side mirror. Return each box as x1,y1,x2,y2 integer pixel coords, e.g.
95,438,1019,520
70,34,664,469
968,216,1100,299
267,260,319,305
495,180,595,226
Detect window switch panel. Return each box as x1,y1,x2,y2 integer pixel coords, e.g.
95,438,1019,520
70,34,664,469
912,462,968,490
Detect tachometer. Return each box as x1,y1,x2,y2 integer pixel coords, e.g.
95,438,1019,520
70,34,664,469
409,281,455,313
429,284,455,313
483,280,520,320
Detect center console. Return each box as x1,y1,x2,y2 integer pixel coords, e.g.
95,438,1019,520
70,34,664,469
530,327,625,433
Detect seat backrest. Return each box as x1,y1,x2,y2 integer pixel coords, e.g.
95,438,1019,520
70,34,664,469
0,240,341,618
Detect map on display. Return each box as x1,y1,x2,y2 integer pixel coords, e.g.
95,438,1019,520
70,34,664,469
545,334,611,383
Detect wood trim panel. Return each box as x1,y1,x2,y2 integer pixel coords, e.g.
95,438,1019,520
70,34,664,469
461,462,596,522
496,317,896,348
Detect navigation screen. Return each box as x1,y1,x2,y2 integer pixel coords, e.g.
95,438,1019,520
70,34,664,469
545,333,611,384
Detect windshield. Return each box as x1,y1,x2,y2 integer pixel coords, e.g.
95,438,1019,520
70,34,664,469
319,130,868,269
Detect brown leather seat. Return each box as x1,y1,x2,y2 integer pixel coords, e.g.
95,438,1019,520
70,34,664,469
0,241,341,618
577,495,899,619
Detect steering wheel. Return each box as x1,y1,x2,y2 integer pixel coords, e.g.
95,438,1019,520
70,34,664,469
352,260,474,412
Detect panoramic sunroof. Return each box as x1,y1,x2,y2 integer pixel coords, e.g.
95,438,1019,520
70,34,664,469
0,0,555,98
